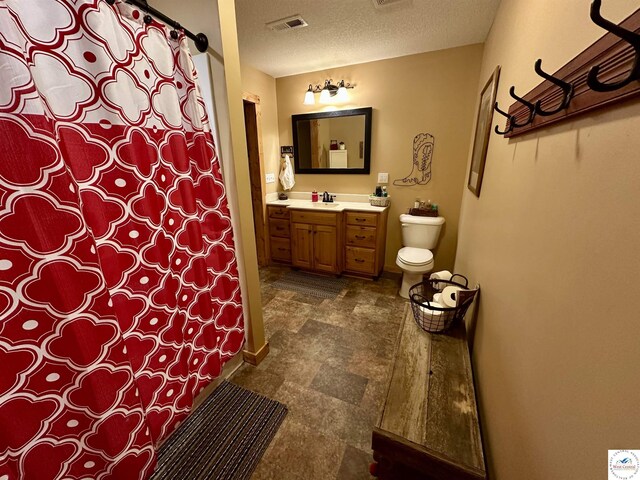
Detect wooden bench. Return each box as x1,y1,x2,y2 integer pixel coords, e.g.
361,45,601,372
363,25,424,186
371,310,487,480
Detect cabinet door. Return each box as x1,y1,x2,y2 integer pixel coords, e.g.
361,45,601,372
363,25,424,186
291,223,313,269
313,225,338,273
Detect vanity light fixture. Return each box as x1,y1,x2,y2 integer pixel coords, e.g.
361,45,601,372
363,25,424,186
302,79,354,105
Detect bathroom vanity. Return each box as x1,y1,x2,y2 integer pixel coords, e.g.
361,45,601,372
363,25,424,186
266,198,388,278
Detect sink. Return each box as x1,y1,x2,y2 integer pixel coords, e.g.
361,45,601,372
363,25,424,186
312,202,340,208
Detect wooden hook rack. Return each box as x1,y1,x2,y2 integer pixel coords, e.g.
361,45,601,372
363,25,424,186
500,5,640,138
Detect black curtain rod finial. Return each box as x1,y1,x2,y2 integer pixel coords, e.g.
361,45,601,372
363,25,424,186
194,33,208,52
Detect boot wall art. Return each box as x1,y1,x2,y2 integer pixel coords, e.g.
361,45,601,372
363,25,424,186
393,133,434,186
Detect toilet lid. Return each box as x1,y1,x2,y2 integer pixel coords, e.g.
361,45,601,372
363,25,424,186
397,247,433,266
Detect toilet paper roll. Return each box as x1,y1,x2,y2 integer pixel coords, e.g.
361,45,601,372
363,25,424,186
430,270,452,290
441,286,462,308
419,302,445,315
433,293,443,304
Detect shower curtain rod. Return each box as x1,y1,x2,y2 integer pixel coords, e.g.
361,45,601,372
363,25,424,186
106,0,209,52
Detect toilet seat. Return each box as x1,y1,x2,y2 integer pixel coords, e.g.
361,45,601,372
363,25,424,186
396,247,435,298
396,247,433,267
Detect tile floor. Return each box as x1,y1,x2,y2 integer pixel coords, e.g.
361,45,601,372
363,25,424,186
230,266,408,480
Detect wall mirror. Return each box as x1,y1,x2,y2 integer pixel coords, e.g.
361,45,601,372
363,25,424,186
292,107,372,174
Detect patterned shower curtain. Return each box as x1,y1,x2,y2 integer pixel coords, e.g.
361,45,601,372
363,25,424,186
0,1,244,478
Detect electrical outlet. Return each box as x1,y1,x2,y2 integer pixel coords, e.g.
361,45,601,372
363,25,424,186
377,172,389,184
265,173,276,184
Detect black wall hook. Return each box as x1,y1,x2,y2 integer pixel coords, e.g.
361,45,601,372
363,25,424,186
534,59,574,116
493,102,513,135
587,0,640,92
508,86,536,127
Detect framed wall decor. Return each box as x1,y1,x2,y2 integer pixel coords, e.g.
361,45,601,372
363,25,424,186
468,66,500,196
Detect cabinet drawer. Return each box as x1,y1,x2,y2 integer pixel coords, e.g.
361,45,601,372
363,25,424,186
269,218,290,238
346,225,377,248
345,212,377,227
345,246,376,274
268,206,289,219
270,237,291,262
290,210,338,226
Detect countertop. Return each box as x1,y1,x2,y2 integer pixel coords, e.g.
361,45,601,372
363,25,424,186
266,198,388,213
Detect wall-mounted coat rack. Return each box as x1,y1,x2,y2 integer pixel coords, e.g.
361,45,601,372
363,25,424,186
494,0,640,138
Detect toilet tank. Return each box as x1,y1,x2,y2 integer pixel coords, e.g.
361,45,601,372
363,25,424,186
399,214,445,249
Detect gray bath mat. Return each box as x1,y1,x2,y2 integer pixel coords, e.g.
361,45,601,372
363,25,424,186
270,270,349,299
151,380,287,480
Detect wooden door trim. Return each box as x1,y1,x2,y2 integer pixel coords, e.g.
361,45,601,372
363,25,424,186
243,92,261,105
242,92,269,266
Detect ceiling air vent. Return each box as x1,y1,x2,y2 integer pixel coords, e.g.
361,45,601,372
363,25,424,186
266,15,308,32
371,0,410,8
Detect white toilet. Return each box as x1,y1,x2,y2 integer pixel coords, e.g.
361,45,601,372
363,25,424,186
396,214,445,298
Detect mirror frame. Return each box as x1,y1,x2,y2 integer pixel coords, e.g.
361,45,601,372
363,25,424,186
291,107,372,174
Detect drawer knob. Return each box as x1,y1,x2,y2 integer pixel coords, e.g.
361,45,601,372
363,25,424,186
355,258,365,263
355,218,366,222
276,227,284,230
355,235,366,240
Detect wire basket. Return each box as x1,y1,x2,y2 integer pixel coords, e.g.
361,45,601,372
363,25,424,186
369,195,390,207
409,274,476,333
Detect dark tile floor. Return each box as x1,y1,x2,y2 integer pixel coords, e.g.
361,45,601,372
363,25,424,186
230,266,407,480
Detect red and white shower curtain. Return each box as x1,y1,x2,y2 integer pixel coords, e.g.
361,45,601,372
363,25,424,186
0,1,244,478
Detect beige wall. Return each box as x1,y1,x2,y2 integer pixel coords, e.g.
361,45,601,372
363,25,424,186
276,45,484,271
455,1,640,479
240,64,281,195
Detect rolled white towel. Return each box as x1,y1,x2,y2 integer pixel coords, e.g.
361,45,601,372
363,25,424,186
433,293,443,304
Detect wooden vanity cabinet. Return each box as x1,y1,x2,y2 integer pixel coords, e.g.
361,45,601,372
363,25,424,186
344,209,388,278
268,205,388,277
289,210,342,274
267,206,291,264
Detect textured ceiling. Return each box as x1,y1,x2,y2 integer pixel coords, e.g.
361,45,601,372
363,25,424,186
235,0,501,78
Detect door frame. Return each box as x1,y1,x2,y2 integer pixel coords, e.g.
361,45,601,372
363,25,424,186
242,92,269,266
